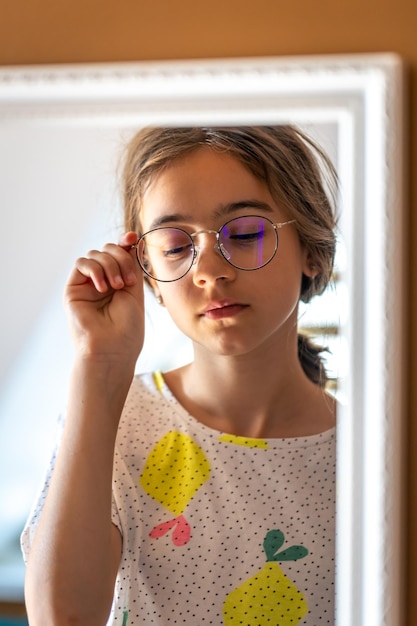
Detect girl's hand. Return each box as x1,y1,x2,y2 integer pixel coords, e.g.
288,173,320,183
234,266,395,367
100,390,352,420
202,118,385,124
64,232,145,365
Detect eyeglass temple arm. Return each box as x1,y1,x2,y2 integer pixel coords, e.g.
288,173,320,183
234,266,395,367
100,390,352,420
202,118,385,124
275,219,296,228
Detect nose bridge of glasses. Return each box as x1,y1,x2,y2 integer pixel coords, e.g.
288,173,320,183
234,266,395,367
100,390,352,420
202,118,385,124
190,228,231,265
190,228,218,240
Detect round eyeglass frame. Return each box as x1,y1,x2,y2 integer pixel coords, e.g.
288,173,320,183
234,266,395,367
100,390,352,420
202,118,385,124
133,215,296,283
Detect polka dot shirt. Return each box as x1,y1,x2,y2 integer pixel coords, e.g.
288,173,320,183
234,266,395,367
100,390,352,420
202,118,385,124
22,372,336,625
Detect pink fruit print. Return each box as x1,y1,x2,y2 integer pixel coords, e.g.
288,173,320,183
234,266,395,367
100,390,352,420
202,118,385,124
149,515,191,546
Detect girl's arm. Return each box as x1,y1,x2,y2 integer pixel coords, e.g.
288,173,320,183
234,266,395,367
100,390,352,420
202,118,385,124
24,232,144,626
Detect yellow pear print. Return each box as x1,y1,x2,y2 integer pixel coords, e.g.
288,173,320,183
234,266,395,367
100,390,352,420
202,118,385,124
139,430,211,546
223,529,309,625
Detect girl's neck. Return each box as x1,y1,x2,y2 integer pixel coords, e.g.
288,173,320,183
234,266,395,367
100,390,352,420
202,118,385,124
163,348,336,439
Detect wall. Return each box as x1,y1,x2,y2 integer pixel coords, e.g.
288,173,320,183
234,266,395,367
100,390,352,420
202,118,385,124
1,0,416,621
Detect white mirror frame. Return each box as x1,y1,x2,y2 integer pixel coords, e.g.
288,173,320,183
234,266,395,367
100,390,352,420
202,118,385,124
0,54,406,625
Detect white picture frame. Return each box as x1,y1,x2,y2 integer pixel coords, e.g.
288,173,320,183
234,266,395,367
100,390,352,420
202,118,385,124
0,54,406,625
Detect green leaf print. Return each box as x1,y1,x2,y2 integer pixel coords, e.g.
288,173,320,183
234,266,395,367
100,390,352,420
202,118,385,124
264,529,309,562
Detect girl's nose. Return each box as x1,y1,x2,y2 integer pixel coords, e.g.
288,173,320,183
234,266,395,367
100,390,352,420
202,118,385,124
191,238,235,285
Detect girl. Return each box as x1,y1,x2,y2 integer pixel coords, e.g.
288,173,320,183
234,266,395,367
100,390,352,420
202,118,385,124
22,126,338,625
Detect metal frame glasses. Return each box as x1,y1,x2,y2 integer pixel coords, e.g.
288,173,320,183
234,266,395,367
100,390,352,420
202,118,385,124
134,214,296,282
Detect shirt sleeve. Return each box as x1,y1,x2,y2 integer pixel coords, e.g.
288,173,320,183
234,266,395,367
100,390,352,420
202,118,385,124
21,414,125,561
20,414,65,563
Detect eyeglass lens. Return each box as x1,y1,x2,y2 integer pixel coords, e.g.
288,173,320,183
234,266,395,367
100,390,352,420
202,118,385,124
137,215,279,282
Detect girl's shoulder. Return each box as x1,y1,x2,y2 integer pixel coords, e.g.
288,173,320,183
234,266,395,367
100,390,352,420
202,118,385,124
118,371,187,440
126,371,169,402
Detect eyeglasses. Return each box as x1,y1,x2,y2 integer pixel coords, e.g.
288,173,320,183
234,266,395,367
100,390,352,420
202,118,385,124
134,214,296,283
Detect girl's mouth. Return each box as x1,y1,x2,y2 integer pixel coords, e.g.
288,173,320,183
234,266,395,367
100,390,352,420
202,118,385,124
202,301,248,320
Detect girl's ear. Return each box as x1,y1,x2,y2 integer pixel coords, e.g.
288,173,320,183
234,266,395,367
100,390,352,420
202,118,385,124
302,249,319,279
155,293,164,306
147,277,165,306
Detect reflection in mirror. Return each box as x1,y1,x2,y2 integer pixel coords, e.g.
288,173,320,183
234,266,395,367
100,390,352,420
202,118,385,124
0,56,405,626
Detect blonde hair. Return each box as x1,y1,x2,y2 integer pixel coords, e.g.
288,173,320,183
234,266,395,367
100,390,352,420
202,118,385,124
122,125,338,386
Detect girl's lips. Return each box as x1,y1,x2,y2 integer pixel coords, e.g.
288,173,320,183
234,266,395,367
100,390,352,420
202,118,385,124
202,301,248,320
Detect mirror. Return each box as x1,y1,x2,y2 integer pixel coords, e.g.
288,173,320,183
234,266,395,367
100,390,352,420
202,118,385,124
0,55,406,625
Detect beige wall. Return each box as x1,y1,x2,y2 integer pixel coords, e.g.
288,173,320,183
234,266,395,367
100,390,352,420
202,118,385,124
1,0,416,621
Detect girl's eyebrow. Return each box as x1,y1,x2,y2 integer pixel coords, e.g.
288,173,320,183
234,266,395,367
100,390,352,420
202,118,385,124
213,200,274,218
148,200,274,230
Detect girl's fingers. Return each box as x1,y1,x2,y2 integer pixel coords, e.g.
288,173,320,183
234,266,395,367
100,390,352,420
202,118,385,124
67,235,142,297
117,231,139,249
64,236,145,361
69,256,113,293
69,250,136,295
99,244,138,287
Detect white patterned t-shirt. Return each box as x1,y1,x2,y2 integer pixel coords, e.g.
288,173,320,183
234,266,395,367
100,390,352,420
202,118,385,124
22,371,336,625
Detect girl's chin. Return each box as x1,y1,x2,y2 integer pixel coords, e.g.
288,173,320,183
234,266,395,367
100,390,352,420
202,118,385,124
194,335,260,359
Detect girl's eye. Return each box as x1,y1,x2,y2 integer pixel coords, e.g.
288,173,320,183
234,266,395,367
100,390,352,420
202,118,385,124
163,244,192,258
149,229,192,260
229,230,265,243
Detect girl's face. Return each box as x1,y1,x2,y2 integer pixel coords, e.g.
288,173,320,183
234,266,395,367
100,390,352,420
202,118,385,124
140,147,313,359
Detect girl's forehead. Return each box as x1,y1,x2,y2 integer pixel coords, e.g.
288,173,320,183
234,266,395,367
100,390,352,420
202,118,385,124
141,148,272,208
140,165,281,233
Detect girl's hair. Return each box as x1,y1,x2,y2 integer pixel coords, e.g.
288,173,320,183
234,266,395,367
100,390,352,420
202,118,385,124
122,125,338,387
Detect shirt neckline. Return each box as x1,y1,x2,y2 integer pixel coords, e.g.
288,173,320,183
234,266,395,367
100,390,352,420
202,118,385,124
141,371,336,449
